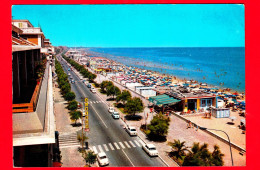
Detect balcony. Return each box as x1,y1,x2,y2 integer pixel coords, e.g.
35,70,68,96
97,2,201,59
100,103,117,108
13,62,55,146
21,27,42,34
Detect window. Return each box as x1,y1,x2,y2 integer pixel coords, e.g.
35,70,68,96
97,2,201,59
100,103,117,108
201,100,206,107
18,22,22,28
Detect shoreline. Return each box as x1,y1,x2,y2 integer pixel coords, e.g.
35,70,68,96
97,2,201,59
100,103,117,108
86,49,245,96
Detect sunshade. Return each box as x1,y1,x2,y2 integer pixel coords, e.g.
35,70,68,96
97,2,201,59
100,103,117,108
149,94,181,107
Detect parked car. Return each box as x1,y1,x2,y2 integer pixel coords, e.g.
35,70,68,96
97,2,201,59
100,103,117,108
112,112,120,119
126,126,137,136
142,144,158,157
87,84,91,88
108,107,115,113
97,152,109,166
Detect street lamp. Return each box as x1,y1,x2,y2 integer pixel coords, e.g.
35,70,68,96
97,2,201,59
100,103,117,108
199,126,234,166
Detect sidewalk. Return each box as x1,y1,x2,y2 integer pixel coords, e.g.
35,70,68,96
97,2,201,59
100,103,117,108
53,68,98,167
88,69,246,166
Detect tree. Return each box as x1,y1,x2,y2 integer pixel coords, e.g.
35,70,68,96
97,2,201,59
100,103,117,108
100,81,113,93
68,100,78,111
182,142,224,166
116,90,132,105
61,83,71,95
106,85,121,99
168,139,188,161
69,110,82,125
146,112,170,140
124,97,144,116
65,91,76,101
83,150,97,167
211,145,224,166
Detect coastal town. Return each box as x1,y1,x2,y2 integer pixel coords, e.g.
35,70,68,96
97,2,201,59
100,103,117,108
12,18,246,167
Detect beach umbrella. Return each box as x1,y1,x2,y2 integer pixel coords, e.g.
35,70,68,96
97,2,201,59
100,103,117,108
240,119,246,125
229,116,237,122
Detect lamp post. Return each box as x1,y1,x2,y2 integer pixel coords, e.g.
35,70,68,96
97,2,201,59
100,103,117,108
199,126,234,166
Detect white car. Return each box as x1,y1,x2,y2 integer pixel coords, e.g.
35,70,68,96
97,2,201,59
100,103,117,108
91,87,96,93
97,152,109,166
108,107,115,113
112,112,120,119
126,126,137,136
142,144,159,157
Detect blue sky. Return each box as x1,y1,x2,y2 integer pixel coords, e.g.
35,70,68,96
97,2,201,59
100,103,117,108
12,4,245,47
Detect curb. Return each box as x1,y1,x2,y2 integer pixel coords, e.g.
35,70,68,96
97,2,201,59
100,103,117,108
173,112,246,153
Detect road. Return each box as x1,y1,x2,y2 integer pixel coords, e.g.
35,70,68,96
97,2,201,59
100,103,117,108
56,55,166,167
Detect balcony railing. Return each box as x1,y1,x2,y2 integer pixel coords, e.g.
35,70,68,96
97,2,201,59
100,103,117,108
12,77,43,113
21,27,42,34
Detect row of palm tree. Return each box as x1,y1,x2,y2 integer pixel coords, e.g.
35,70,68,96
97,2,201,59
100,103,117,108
168,139,224,166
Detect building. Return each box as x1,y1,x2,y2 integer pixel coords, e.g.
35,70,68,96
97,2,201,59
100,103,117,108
167,87,217,112
12,20,57,167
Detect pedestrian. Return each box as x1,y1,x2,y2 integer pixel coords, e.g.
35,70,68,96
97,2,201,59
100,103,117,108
187,120,191,129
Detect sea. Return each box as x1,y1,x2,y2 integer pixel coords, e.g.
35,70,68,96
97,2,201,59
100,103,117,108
85,47,245,92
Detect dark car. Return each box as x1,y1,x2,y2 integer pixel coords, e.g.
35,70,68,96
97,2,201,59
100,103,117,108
87,84,91,88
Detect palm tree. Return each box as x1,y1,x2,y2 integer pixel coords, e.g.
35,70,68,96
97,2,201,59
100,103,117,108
168,139,188,160
211,145,224,166
83,150,97,167
182,142,224,166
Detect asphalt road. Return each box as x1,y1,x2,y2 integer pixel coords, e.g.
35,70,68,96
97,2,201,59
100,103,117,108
56,56,166,167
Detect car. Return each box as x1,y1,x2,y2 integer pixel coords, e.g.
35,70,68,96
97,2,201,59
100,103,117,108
108,107,115,113
142,144,158,157
68,68,71,71
71,79,75,84
68,73,71,76
87,84,91,88
97,152,109,166
91,88,96,93
112,112,120,119
126,126,137,136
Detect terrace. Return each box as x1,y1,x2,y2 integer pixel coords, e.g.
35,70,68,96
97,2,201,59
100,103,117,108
13,62,55,146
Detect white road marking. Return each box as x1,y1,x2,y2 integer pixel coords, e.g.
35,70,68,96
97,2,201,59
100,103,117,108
92,146,98,154
89,104,108,128
118,142,125,149
134,140,141,147
129,141,136,147
103,144,109,152
138,139,145,146
122,149,135,167
108,143,115,150
124,141,131,148
59,144,80,149
89,101,92,104
114,142,120,149
93,101,96,104
98,145,104,153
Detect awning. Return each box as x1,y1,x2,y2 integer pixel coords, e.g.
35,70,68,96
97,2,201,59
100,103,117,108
149,94,181,107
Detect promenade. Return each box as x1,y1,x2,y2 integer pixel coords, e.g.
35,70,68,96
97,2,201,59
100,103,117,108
86,68,246,166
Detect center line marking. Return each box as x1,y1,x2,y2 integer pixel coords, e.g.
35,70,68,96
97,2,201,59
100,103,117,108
122,149,135,167
89,104,108,128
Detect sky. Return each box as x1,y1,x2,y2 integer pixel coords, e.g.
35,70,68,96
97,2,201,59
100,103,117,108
12,4,245,47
